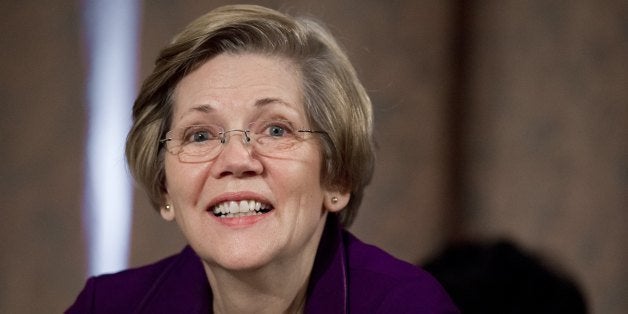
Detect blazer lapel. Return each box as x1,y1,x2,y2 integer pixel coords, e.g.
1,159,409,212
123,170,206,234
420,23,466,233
135,246,212,313
305,215,348,314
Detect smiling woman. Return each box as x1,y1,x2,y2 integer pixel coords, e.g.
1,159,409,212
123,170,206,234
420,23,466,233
66,4,458,313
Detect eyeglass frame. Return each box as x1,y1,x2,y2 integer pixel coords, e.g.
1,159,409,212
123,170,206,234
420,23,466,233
158,121,327,162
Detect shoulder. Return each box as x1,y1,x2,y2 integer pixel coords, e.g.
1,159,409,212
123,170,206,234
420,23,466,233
65,247,194,314
343,231,459,313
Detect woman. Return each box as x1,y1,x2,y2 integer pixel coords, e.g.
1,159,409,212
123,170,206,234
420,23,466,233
68,5,458,313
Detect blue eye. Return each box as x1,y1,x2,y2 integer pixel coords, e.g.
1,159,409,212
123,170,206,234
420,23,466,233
182,125,220,144
192,131,210,142
268,125,285,137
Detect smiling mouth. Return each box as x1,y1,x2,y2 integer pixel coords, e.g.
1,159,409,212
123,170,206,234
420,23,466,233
211,200,273,218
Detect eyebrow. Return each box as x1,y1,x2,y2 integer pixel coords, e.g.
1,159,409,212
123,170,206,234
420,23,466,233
177,104,213,120
254,97,293,108
189,104,213,113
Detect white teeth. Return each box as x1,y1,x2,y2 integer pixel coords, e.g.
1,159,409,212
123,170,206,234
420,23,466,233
228,201,239,213
212,200,270,216
239,200,249,212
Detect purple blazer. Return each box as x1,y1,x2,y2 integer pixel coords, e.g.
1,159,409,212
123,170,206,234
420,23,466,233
67,216,459,313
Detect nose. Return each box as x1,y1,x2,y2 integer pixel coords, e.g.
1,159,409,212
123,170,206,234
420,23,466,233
210,131,263,178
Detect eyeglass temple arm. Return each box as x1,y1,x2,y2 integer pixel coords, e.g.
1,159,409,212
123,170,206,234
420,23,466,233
297,129,327,134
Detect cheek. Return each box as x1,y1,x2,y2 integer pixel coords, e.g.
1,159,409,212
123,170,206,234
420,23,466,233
164,158,208,204
265,157,324,201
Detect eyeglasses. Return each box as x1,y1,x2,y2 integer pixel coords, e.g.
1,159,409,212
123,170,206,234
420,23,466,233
159,120,327,163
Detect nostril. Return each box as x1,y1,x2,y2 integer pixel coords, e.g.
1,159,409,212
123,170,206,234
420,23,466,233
218,168,259,179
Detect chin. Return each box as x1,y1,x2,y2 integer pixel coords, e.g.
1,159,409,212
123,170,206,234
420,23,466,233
197,242,282,272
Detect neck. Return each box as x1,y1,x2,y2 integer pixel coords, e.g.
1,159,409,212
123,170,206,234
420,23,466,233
205,254,314,314
203,217,329,314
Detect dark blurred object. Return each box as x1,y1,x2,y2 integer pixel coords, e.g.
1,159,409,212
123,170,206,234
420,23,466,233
424,240,587,314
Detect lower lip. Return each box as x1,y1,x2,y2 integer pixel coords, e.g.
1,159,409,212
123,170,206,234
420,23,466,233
209,211,272,227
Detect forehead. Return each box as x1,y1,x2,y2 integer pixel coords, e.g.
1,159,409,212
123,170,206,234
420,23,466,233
172,53,304,123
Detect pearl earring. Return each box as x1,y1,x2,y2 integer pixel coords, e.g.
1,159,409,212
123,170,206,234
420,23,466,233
331,196,338,204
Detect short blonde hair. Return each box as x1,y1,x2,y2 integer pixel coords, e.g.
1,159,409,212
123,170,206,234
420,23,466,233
126,4,374,226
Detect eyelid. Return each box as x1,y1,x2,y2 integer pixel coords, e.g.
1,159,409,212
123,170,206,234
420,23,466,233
255,119,296,133
181,125,221,139
183,125,218,133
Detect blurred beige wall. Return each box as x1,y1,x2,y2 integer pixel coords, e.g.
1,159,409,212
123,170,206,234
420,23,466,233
462,2,628,313
1,1,626,313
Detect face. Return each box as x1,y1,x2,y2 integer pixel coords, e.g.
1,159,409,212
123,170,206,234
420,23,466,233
162,53,348,272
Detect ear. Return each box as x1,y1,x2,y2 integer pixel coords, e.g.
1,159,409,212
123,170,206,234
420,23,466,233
323,190,350,213
160,195,175,221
